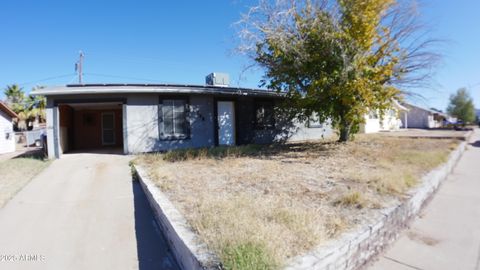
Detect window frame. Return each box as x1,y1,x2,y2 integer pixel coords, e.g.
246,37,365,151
307,113,324,128
254,99,275,130
368,110,379,120
158,96,190,140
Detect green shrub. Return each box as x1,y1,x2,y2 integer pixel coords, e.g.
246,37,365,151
221,242,276,270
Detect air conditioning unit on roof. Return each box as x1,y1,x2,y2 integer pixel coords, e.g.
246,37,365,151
206,73,230,87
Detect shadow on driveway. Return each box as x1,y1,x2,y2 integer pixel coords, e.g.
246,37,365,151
132,181,180,270
469,140,480,148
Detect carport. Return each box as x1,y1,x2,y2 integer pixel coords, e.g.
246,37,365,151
55,99,126,157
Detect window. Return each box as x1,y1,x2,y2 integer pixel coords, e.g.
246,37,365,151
388,109,397,117
307,113,323,128
255,101,275,129
159,99,189,139
368,110,379,119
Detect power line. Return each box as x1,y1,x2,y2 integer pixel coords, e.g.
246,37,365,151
84,72,170,83
85,51,213,70
468,82,480,89
19,74,77,86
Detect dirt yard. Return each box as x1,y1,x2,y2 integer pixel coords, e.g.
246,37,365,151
135,135,460,269
0,151,51,208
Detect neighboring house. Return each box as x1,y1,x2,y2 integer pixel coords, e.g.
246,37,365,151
33,73,334,159
402,103,447,129
360,100,409,133
0,102,18,154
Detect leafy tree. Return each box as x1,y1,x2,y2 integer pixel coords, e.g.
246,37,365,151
447,88,476,124
3,84,46,130
237,0,440,141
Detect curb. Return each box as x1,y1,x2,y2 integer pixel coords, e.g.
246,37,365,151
284,135,471,270
133,165,222,270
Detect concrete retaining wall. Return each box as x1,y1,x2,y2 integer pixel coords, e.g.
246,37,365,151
285,138,469,270
134,134,469,270
134,165,222,270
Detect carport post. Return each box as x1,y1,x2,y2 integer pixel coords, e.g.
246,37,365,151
404,111,408,129
53,106,61,159
46,105,60,159
122,103,129,154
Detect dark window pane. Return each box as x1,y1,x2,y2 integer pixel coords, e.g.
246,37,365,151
160,99,188,138
174,100,185,135
163,101,174,135
256,101,274,129
174,111,185,135
173,100,185,112
102,114,114,129
103,130,115,144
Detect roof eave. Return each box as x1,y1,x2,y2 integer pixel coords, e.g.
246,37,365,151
31,86,284,98
393,99,409,111
0,102,18,119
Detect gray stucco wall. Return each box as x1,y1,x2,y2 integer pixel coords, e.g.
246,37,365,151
404,105,432,128
236,97,334,144
287,120,334,142
251,121,334,144
46,93,216,156
125,94,215,154
45,93,335,158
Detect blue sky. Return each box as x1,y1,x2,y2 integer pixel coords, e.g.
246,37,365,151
1,0,479,111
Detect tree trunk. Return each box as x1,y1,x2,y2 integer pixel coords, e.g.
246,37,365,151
338,123,351,142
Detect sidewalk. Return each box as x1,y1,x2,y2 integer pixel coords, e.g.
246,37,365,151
369,129,480,270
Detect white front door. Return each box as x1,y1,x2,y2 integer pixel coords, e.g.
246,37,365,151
217,101,236,146
101,112,115,145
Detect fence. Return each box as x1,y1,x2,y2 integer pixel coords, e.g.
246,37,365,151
14,128,46,154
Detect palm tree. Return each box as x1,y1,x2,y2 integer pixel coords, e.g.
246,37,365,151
4,84,25,113
26,93,47,123
16,110,33,131
3,85,46,130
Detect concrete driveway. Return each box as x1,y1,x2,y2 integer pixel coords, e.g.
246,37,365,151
0,152,179,270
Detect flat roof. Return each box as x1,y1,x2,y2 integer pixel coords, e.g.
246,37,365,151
32,83,283,98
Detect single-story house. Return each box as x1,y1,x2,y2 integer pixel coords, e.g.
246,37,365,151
33,74,334,159
402,103,447,129
0,102,18,154
360,100,409,133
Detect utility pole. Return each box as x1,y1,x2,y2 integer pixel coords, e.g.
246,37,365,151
75,51,84,84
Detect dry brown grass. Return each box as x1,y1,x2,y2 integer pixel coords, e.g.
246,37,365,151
135,135,459,269
0,153,51,208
